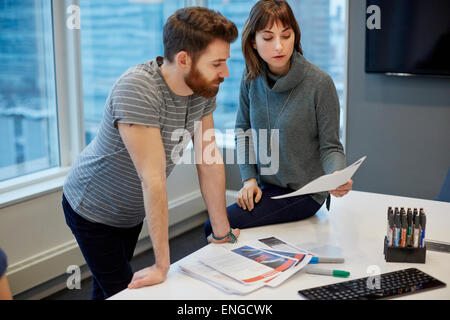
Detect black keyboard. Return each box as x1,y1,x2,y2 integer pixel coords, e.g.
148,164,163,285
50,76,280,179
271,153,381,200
298,268,446,300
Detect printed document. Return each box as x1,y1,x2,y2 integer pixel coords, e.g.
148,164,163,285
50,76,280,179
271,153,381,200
272,155,367,199
179,237,313,295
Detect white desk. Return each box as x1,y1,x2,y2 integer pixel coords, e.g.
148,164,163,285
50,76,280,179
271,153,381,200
110,191,450,300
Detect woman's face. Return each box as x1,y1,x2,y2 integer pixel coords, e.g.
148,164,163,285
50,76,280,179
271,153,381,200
253,20,295,76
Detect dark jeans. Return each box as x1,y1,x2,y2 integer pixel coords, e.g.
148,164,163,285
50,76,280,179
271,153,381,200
62,194,143,300
204,184,322,239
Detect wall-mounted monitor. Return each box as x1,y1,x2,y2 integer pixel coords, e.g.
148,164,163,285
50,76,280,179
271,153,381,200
365,0,450,77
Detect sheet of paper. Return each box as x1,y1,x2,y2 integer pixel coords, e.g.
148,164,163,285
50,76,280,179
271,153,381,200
271,155,367,200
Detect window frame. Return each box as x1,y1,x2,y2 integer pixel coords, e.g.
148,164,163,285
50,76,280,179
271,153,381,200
0,0,84,208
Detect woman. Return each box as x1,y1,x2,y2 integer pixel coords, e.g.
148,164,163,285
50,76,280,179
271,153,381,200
0,248,12,300
204,0,352,238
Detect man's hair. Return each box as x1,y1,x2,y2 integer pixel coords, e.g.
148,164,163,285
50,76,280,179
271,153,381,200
163,7,238,63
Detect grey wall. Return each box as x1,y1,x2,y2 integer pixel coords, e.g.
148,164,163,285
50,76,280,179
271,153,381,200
346,0,450,200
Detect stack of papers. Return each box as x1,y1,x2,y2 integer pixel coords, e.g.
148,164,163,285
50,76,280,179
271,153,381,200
179,237,314,295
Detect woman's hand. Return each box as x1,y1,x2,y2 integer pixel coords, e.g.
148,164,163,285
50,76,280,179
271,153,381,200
329,175,353,198
236,178,262,211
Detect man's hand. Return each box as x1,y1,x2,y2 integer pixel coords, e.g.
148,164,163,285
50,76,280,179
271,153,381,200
128,264,169,289
329,172,353,197
236,178,262,211
207,228,241,244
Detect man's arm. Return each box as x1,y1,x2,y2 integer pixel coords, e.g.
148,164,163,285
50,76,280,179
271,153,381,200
118,123,170,289
194,113,239,242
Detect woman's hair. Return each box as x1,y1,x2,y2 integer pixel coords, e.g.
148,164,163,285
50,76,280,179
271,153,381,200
163,7,238,63
241,0,303,80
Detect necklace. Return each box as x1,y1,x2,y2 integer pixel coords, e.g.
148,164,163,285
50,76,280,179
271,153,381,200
265,87,296,150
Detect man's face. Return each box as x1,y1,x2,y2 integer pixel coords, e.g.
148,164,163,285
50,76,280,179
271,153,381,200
184,39,230,98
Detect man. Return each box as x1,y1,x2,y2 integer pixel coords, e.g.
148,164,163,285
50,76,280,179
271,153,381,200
62,7,239,300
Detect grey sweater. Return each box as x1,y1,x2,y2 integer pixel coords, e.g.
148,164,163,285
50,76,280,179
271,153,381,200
235,51,346,205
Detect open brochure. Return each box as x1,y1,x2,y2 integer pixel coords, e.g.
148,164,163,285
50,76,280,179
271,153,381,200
271,155,367,199
179,237,315,295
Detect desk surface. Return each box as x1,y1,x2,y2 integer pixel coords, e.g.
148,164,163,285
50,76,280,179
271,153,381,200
110,191,450,300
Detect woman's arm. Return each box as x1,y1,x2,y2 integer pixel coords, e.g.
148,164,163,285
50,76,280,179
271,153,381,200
315,75,352,197
315,74,346,174
0,274,12,300
235,71,264,210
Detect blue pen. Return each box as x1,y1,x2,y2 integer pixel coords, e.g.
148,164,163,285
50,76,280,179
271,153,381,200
309,256,345,264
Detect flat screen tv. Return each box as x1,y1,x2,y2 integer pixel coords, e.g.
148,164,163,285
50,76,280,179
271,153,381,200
365,0,450,77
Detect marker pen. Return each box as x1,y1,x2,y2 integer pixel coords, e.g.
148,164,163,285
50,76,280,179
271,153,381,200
386,207,392,238
394,210,401,247
309,257,345,264
305,266,350,278
406,208,413,247
413,208,418,224
420,210,426,248
413,214,420,248
400,213,407,247
387,211,395,247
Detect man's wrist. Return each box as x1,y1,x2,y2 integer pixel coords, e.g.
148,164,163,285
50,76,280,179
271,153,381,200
155,260,170,273
210,219,231,238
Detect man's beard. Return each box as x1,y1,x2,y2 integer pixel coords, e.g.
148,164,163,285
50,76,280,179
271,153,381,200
184,63,224,98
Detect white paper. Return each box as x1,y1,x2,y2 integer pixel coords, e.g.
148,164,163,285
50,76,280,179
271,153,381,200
271,155,367,200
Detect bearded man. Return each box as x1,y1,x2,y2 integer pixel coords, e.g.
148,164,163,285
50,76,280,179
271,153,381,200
62,7,240,300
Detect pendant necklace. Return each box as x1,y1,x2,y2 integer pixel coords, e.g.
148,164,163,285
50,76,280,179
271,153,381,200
265,86,296,150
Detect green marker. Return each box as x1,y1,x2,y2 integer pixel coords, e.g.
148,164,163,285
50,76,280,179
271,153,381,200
305,266,350,278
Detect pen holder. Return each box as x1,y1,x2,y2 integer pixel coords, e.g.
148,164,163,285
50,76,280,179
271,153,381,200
384,237,426,263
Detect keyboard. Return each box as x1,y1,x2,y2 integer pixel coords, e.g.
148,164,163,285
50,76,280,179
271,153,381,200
298,268,446,300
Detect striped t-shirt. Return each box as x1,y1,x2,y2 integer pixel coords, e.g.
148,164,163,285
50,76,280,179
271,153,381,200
63,57,216,228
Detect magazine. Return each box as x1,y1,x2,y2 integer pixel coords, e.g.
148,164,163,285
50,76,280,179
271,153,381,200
179,237,314,295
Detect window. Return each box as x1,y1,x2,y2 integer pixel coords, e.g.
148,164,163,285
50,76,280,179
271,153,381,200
0,0,59,182
206,0,256,135
207,0,347,141
0,0,347,186
81,0,347,144
80,0,185,144
291,0,347,138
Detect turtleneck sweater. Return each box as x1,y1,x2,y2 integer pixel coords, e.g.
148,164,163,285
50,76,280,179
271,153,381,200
235,51,346,205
